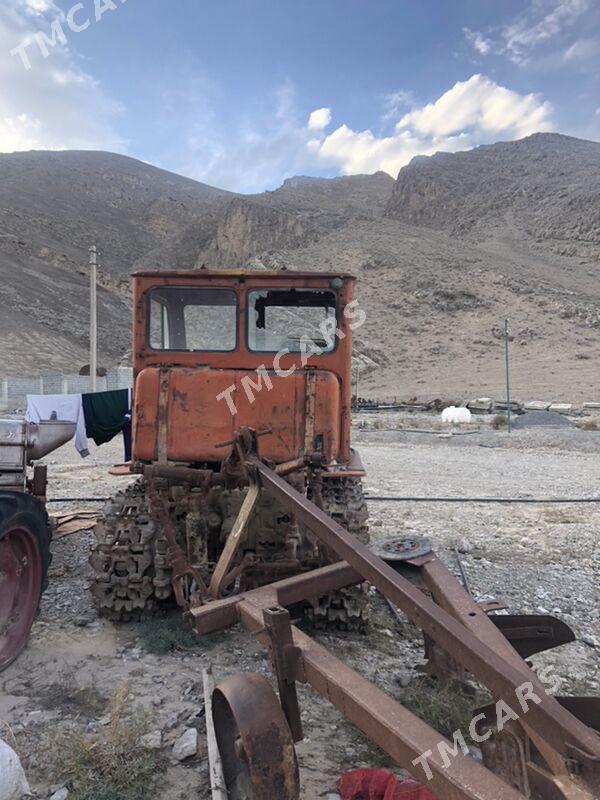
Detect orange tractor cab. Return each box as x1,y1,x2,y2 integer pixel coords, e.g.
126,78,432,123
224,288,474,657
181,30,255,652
91,270,369,626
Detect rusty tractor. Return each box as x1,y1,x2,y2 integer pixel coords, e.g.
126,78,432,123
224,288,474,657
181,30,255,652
89,269,600,799
0,418,75,670
90,270,369,627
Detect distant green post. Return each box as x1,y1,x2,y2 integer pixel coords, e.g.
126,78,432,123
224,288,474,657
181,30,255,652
504,318,511,433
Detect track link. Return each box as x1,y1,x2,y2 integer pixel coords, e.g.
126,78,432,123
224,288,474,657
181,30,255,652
307,476,370,631
89,480,169,621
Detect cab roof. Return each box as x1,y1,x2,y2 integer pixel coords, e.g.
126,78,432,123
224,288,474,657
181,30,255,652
132,268,355,280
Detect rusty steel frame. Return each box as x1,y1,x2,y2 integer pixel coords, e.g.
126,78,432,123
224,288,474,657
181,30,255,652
192,573,528,800
187,448,600,800
251,459,600,764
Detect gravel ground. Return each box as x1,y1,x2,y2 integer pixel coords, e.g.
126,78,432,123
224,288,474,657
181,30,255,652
1,414,599,798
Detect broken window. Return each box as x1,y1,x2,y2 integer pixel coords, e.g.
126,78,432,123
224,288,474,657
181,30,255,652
247,289,337,353
148,288,237,352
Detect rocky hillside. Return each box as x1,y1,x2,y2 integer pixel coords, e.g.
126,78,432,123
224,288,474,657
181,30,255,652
386,133,600,260
1,135,599,402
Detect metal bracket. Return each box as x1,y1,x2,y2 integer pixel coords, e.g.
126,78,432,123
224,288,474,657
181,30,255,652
263,606,305,743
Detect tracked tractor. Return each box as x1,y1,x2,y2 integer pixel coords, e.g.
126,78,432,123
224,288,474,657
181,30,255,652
87,270,600,800
90,270,369,626
0,418,75,670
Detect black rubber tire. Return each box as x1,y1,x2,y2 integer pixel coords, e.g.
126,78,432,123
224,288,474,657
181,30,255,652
0,490,52,670
0,491,52,592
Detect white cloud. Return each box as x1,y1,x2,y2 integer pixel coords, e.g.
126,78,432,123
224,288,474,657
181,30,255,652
502,0,589,65
307,107,332,130
563,37,599,61
176,82,329,193
464,2,592,66
380,90,414,123
464,28,492,56
314,75,554,177
397,75,552,139
0,1,124,153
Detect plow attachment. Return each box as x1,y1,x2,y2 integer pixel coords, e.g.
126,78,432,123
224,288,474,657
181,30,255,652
184,431,600,800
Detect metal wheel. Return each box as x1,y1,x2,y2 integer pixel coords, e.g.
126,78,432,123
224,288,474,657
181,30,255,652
212,672,300,800
0,523,43,670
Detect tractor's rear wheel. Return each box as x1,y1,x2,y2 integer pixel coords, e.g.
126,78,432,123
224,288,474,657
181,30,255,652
212,673,300,800
0,491,51,671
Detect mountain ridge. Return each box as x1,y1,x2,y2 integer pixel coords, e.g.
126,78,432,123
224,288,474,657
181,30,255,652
1,133,599,401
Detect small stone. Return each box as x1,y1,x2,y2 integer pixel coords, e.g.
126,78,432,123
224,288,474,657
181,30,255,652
172,728,198,761
581,634,599,648
455,537,473,554
50,789,69,800
396,671,412,688
139,730,162,750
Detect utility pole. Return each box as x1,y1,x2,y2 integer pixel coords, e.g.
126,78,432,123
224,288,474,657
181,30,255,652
504,318,511,434
89,245,98,393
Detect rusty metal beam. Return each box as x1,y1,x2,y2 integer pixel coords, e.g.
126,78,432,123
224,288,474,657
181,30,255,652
189,561,362,634
252,458,600,762
419,556,575,791
209,483,260,598
263,606,304,743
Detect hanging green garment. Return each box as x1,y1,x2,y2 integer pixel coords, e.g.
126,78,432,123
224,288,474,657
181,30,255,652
82,389,130,446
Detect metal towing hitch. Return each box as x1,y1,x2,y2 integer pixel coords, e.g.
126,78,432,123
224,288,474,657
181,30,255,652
180,428,600,800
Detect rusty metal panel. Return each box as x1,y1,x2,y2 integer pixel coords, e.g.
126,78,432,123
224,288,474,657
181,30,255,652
131,271,355,464
133,366,341,464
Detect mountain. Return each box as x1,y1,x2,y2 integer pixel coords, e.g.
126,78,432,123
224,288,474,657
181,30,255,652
0,150,235,373
0,135,599,403
385,133,600,261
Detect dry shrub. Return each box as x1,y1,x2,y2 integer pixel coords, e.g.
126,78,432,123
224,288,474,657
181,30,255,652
136,612,202,655
46,684,164,800
395,675,490,740
492,413,508,429
577,419,599,431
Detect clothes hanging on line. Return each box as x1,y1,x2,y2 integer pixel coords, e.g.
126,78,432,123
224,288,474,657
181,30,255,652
26,394,89,457
82,388,131,447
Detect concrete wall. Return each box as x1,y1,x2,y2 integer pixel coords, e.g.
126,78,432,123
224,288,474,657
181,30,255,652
0,367,133,412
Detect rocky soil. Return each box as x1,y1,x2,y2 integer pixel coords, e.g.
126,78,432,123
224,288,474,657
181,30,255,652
1,414,599,799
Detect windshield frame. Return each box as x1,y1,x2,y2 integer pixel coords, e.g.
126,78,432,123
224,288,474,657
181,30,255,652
246,287,340,355
147,286,238,353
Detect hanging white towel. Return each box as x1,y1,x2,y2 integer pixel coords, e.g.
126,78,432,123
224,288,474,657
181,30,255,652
26,394,89,457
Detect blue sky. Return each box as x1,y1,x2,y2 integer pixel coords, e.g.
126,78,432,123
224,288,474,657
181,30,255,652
1,0,599,191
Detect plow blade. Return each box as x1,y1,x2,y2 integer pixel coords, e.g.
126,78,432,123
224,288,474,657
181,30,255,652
490,614,575,659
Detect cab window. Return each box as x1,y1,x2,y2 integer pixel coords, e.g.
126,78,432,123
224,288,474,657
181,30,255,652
248,289,337,353
148,287,237,351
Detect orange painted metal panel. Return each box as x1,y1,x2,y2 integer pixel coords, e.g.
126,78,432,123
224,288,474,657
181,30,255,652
133,366,341,464
132,271,356,463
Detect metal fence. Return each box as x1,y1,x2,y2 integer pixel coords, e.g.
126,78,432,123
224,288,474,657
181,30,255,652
0,367,133,412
